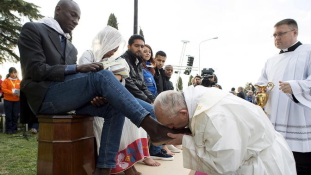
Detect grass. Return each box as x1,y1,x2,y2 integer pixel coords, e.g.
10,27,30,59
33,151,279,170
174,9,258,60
0,127,37,175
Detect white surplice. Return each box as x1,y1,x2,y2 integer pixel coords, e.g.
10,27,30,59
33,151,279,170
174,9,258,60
257,44,311,152
182,86,296,175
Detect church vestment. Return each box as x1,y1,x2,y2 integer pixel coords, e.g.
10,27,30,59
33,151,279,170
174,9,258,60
257,43,311,153
182,86,296,175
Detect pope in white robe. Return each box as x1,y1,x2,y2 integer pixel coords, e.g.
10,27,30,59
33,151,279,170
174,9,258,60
154,86,296,175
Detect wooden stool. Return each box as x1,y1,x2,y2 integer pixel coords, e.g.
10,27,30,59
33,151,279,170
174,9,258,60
37,115,96,175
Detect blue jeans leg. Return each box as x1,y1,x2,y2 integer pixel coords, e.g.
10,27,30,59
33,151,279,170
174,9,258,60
76,99,154,168
12,101,20,132
75,103,125,168
38,70,151,168
135,98,155,119
149,144,162,155
135,99,162,155
4,100,13,132
4,100,19,132
39,70,149,126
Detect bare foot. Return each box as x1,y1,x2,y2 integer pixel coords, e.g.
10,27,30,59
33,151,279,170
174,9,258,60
141,116,192,146
124,167,135,175
124,166,142,175
143,157,161,166
174,145,183,150
132,166,142,175
162,145,175,155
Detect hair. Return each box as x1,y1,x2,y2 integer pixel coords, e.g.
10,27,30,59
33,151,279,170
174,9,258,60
164,65,173,69
128,34,145,45
215,84,222,90
155,51,166,57
6,67,17,79
231,87,235,91
194,75,201,79
274,18,298,29
142,44,155,75
154,90,187,119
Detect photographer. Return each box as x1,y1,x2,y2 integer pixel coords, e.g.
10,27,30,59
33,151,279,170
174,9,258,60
201,68,218,87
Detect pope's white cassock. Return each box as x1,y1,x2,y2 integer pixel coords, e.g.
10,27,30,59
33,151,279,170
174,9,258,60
182,86,296,175
257,44,311,153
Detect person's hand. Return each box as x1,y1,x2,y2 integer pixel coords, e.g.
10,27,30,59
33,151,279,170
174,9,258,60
91,96,108,106
166,133,184,145
114,75,122,81
256,88,262,94
76,62,103,73
279,81,293,94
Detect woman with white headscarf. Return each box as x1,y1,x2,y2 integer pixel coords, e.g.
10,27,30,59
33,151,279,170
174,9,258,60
79,26,159,175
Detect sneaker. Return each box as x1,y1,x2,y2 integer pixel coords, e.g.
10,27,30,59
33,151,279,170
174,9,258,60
150,151,174,161
161,149,167,154
30,128,38,134
167,145,181,153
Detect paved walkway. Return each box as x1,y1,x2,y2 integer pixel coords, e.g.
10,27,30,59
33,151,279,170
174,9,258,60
116,151,196,175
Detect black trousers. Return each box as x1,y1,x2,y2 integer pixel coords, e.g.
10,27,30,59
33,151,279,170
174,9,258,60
293,152,311,175
4,100,20,132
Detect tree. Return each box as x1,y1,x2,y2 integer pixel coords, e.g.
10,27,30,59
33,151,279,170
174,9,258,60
139,27,144,37
0,0,43,63
107,13,118,29
176,76,183,91
188,75,193,86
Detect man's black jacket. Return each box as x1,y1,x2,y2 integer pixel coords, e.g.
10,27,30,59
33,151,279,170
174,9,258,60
154,67,168,94
165,77,174,90
122,50,154,103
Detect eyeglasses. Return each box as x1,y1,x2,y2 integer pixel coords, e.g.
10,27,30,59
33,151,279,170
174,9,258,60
272,29,295,38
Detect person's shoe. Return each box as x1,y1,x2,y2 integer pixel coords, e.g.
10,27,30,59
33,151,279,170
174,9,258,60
161,149,167,154
140,115,192,146
150,151,174,161
30,128,38,134
167,145,181,153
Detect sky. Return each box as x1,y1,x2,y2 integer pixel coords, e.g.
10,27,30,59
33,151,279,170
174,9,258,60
1,0,311,91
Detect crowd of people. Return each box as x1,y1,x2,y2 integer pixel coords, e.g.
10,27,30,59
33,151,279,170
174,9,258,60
3,0,309,175
229,84,257,104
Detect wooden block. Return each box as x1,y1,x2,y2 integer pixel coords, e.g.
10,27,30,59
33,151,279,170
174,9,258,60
37,115,96,175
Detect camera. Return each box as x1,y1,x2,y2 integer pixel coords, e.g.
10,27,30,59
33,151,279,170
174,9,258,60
201,68,216,87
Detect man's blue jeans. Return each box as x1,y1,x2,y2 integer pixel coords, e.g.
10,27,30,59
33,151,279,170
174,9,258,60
149,143,162,155
38,70,151,168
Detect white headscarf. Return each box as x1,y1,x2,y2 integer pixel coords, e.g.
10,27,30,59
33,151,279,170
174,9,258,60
39,17,71,39
91,26,124,62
